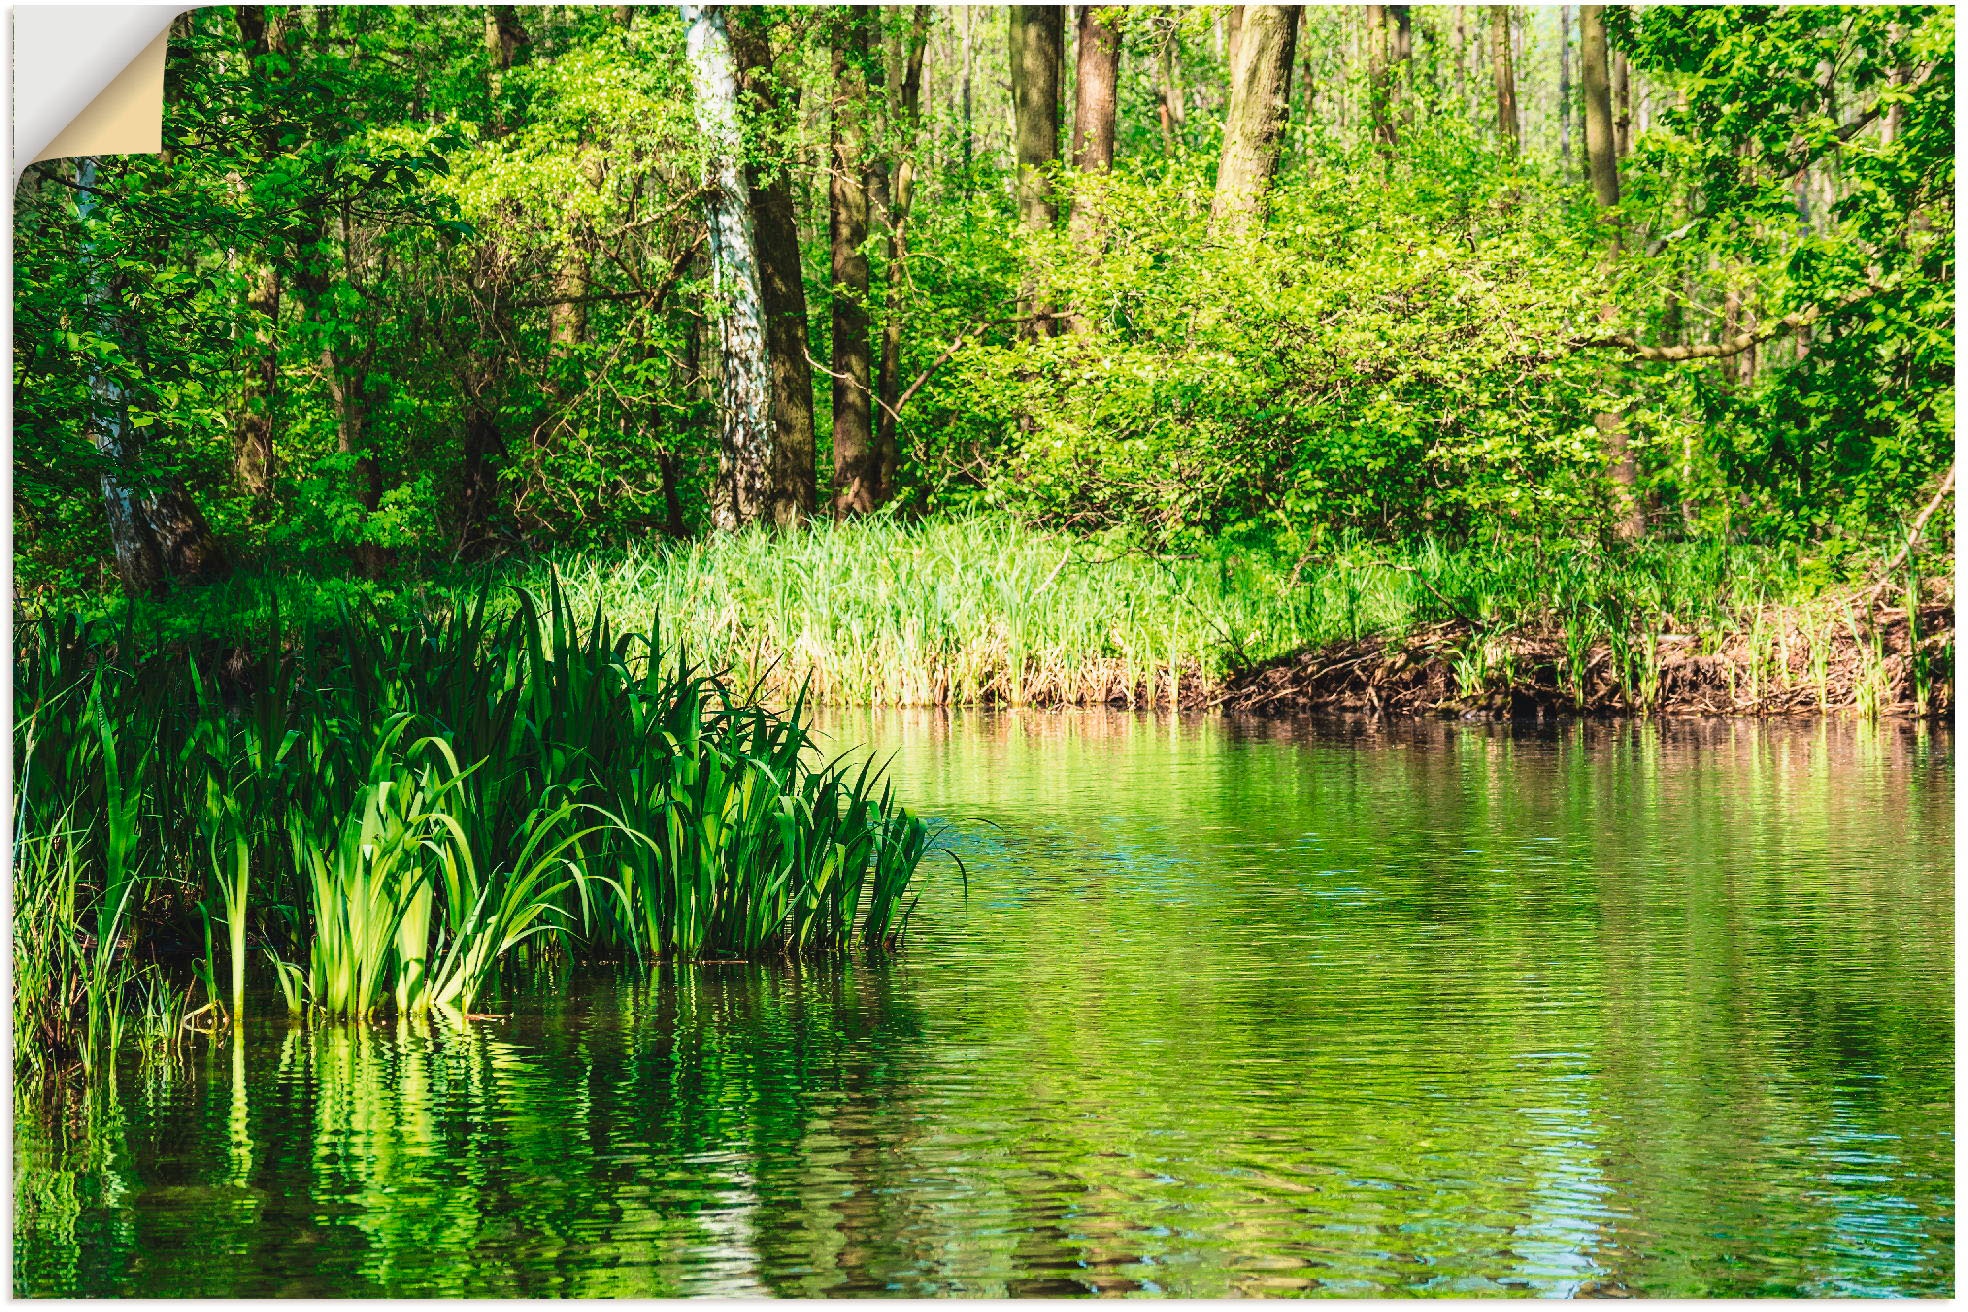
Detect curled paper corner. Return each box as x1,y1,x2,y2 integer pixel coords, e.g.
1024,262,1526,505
13,6,187,182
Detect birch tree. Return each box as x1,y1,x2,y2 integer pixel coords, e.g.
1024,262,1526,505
682,3,773,531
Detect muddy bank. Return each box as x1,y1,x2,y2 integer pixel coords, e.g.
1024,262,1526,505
1215,601,1955,720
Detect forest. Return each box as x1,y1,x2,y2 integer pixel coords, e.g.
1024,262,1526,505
13,6,1953,653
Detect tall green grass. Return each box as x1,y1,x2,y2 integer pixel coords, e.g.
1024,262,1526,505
42,514,1920,712
13,581,932,1069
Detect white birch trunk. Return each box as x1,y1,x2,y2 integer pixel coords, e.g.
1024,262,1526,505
681,4,773,532
75,157,164,593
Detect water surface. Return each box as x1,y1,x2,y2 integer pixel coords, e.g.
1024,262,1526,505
15,714,1954,1296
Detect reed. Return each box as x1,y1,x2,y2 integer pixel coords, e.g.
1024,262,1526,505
13,579,934,1066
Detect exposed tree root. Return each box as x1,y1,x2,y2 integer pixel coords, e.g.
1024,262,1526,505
1215,597,1954,720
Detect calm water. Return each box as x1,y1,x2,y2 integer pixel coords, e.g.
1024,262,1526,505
15,714,1954,1297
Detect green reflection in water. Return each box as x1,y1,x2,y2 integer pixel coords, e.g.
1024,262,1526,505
15,714,1953,1297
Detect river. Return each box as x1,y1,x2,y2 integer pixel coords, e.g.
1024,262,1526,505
14,713,1953,1297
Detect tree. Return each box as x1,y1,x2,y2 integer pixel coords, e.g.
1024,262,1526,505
1490,6,1519,151
75,159,228,593
1579,6,1620,209
730,10,818,527
230,5,282,503
1211,6,1302,229
1070,6,1122,195
828,9,878,518
1580,6,1641,538
682,4,773,531
874,5,931,502
1364,5,1395,154
1009,6,1063,232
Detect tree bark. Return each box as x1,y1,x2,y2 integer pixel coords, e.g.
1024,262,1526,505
75,159,228,593
1580,6,1640,539
1453,5,1468,111
232,7,281,503
829,8,878,518
1490,6,1519,152
1365,5,1394,154
1157,16,1186,153
1211,5,1301,230
1009,5,1063,231
730,9,818,527
682,4,774,531
1390,5,1412,127
233,257,279,503
458,8,525,555
1579,6,1619,208
1612,49,1632,157
483,6,528,135
1558,5,1573,173
874,5,930,503
1070,6,1121,180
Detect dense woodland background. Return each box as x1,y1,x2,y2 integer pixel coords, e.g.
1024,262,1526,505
11,4,1955,599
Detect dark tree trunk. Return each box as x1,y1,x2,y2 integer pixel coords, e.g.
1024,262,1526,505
233,261,278,501
1070,7,1121,182
1558,5,1573,174
829,8,878,518
78,159,228,594
232,6,287,503
1065,4,1121,332
458,6,526,554
1581,6,1641,540
1490,6,1519,151
1365,5,1394,153
1211,6,1300,229
730,9,819,527
874,5,930,503
1391,5,1412,127
1009,5,1063,232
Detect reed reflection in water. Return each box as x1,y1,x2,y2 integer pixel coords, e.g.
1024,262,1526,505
15,713,1954,1297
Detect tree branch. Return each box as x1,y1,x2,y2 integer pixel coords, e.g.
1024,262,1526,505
1590,302,1823,361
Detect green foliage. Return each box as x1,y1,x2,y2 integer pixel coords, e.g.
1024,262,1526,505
11,6,1952,595
12,579,934,1062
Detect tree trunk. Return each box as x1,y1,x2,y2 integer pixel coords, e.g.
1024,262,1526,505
960,5,974,171
1390,5,1412,127
1558,5,1573,173
233,262,278,502
1453,6,1468,112
1211,5,1301,230
76,159,228,593
829,8,878,518
1490,6,1518,151
1612,49,1632,156
730,9,818,527
458,9,524,555
483,6,528,134
683,4,773,531
1157,18,1186,153
875,5,930,502
1070,6,1121,180
1579,6,1619,208
1068,5,1121,242
1009,5,1063,231
232,7,281,503
1581,7,1640,540
1365,5,1394,154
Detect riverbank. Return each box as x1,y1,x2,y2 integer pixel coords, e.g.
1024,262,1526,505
30,514,1953,719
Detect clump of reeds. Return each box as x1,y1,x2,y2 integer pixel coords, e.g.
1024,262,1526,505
12,580,931,1069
